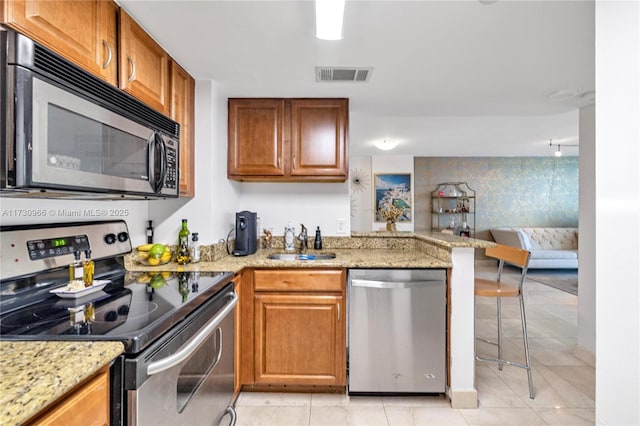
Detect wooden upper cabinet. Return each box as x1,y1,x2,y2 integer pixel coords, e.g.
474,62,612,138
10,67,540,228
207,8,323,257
171,61,195,197
290,99,348,179
118,9,171,116
228,98,286,178
1,0,118,85
228,98,348,182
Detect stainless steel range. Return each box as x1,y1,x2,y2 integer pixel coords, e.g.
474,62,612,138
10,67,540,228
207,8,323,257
0,220,237,425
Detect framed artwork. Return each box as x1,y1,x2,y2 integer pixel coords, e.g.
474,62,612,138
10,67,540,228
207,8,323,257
374,173,412,223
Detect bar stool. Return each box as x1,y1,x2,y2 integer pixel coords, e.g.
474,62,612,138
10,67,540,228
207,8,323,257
475,244,535,399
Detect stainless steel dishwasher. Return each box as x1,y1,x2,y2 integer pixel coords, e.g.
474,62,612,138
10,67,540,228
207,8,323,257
348,269,446,394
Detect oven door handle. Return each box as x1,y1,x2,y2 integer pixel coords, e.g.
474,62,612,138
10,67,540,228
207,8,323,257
147,291,238,376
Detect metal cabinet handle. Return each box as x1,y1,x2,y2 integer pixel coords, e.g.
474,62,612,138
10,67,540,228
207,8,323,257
102,40,113,69
147,291,238,375
337,303,340,321
127,56,137,82
351,279,443,289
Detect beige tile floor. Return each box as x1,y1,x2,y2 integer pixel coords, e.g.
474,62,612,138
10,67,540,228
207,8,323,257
234,265,594,425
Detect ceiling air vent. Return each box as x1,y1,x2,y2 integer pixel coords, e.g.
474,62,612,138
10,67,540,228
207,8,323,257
316,67,373,83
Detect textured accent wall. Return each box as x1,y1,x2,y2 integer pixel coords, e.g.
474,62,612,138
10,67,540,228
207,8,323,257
414,157,579,241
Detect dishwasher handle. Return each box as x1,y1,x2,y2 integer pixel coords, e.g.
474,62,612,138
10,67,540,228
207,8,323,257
350,278,443,289
147,291,238,376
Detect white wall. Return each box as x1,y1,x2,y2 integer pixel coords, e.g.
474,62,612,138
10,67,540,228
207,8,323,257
595,1,640,424
577,104,595,361
349,156,373,232
229,182,350,238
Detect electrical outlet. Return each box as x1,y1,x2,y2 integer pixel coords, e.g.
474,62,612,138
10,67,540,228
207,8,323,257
336,218,347,234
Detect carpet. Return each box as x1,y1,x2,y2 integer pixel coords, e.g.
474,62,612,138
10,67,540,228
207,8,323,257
527,270,578,296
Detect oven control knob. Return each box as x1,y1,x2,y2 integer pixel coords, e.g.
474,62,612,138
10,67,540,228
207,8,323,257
117,232,129,242
104,233,117,244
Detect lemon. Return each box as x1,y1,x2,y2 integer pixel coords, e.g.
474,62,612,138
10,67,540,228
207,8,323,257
147,257,160,266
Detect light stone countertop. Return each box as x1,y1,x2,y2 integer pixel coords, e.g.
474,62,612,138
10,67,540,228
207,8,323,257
125,231,494,273
0,341,124,426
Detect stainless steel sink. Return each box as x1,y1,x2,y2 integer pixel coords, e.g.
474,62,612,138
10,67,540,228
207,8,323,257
267,252,337,261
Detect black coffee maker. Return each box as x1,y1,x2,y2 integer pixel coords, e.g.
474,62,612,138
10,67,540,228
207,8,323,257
233,211,257,256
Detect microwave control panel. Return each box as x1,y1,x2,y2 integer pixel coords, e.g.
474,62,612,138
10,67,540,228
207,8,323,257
165,146,177,189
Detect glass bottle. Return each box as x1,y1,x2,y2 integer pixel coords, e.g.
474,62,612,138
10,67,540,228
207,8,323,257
69,251,83,282
314,226,322,250
146,220,154,244
178,219,190,247
176,219,191,264
82,249,94,287
190,232,200,263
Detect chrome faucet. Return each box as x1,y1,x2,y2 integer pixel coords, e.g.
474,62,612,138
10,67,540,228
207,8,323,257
298,224,308,253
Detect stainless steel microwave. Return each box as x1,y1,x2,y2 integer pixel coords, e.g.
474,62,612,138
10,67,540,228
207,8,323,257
1,30,180,198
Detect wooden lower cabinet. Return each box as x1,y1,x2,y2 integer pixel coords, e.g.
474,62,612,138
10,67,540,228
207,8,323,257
239,269,346,388
26,366,110,426
254,292,344,386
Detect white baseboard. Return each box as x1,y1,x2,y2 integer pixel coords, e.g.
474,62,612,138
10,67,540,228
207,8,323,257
449,389,478,408
574,344,595,367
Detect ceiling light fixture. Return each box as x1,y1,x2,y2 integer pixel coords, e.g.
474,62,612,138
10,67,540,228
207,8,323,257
375,139,399,151
315,0,345,40
549,139,579,157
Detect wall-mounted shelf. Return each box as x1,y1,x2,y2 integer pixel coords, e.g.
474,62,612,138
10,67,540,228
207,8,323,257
431,182,475,237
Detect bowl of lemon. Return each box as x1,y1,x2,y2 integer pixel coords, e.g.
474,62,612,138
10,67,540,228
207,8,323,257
137,243,172,266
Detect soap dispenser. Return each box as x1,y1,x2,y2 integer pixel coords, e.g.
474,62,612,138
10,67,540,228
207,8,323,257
284,223,295,252
314,226,322,250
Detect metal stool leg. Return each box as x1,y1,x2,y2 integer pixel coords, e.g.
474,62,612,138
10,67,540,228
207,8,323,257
497,297,503,370
519,294,535,399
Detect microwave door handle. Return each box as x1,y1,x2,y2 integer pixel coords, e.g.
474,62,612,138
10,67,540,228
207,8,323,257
157,135,167,192
147,134,164,193
147,135,156,191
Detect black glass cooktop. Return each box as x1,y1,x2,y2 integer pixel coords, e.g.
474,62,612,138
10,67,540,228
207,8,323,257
0,270,233,353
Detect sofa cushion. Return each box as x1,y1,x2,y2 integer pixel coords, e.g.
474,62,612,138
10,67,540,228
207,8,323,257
490,228,532,251
529,249,578,260
520,228,578,250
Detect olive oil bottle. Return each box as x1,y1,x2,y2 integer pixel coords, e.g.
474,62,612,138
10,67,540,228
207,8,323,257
176,219,191,265
83,249,95,287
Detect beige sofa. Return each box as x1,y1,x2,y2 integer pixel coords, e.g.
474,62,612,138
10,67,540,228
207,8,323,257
490,227,578,269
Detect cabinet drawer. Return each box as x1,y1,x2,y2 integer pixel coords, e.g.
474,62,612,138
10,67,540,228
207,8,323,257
254,269,344,292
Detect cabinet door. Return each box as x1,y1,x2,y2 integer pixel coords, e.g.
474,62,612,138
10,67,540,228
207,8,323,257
290,99,348,180
254,293,345,386
171,61,195,197
27,367,109,426
2,0,118,85
119,9,171,115
228,99,286,178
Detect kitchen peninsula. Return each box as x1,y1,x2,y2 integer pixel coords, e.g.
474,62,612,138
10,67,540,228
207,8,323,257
127,231,493,408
